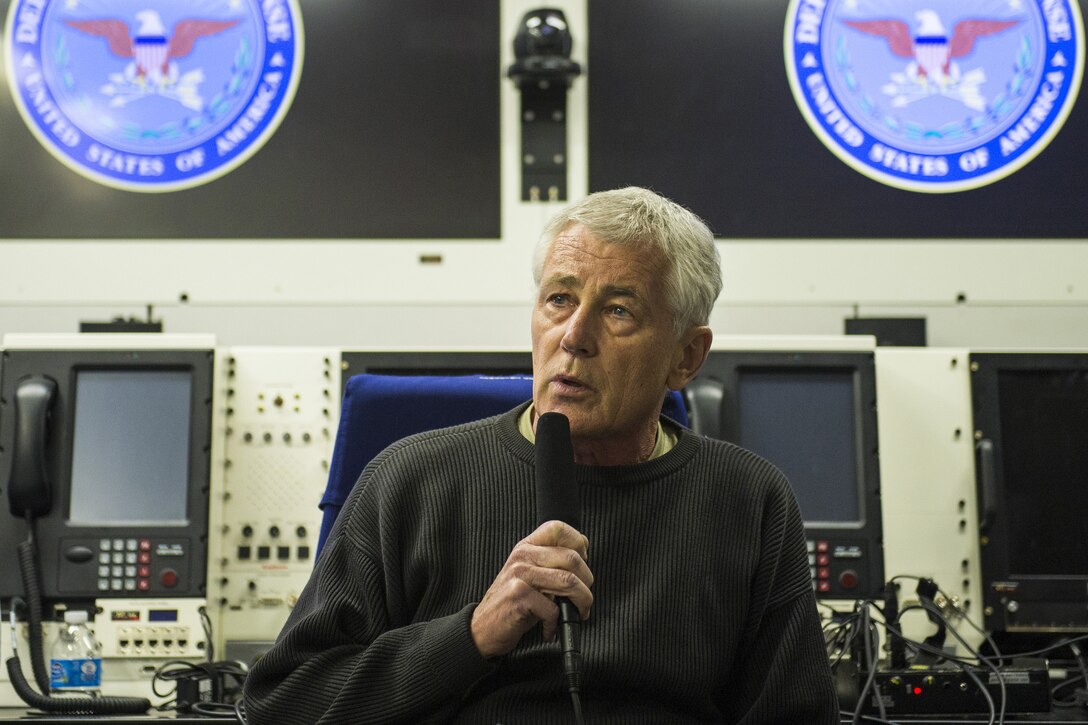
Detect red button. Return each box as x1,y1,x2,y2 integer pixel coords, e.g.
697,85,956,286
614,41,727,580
816,541,829,553
817,567,830,580
137,580,150,592
839,570,859,590
816,554,830,566
817,581,831,592
138,566,150,577
160,569,178,588
138,552,151,564
139,540,151,551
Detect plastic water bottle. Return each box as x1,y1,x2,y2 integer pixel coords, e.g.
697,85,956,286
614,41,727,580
50,610,102,697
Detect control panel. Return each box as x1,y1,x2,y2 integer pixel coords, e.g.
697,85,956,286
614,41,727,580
807,538,872,596
63,536,193,596
95,597,207,660
205,348,340,659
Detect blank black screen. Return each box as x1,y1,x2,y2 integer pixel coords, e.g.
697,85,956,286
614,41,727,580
737,368,860,523
997,369,1088,576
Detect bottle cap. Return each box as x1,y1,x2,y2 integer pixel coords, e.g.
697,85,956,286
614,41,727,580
63,610,89,624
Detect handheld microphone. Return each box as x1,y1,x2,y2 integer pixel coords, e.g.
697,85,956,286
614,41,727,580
535,412,579,528
534,412,584,710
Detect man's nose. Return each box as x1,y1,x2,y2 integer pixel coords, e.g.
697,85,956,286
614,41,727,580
560,306,597,357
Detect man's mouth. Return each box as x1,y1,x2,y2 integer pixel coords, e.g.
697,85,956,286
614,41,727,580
553,374,590,391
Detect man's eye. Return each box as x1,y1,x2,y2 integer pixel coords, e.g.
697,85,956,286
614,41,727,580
609,306,631,318
548,294,569,305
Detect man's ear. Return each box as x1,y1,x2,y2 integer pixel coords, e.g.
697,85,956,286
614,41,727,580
667,326,713,390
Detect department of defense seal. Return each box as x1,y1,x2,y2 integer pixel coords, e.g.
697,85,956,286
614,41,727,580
4,0,303,192
785,0,1084,192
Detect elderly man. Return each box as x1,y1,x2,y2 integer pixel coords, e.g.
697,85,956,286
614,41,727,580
244,187,838,723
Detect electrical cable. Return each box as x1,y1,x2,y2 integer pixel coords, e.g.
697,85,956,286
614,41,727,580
15,519,49,695
199,605,215,662
886,575,1008,723
879,609,998,725
825,594,1005,725
918,599,1006,725
1051,673,1088,708
867,605,888,723
1067,641,1087,681
569,688,585,725
148,612,248,725
558,600,585,725
6,599,151,715
824,576,1088,722
851,603,884,724
879,605,996,722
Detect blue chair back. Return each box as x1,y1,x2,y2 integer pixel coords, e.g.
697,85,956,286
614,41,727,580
316,373,689,558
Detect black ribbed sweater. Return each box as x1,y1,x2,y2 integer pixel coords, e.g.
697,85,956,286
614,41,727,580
244,404,838,723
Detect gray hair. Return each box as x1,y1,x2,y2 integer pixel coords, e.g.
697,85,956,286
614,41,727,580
533,187,723,337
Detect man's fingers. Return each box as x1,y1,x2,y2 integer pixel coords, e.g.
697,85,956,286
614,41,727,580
524,520,590,562
515,543,594,589
472,579,559,658
508,561,593,622
470,522,594,659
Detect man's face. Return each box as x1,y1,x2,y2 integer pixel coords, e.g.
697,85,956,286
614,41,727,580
531,224,686,445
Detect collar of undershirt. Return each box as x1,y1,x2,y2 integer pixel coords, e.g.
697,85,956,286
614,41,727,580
500,401,698,487
518,402,677,459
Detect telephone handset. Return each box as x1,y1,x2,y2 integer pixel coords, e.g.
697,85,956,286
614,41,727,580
682,376,724,439
8,376,57,518
3,375,150,714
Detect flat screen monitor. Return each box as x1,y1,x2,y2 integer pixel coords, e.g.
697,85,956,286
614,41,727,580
737,368,860,524
970,352,1088,634
69,370,192,526
685,350,884,599
0,348,214,609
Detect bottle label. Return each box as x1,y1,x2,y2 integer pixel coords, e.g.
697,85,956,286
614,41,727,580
50,658,102,689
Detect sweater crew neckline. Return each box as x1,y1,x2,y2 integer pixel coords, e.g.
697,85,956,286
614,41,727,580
494,401,701,487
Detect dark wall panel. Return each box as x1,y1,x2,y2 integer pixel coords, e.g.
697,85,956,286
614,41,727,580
0,1,501,239
588,0,1088,238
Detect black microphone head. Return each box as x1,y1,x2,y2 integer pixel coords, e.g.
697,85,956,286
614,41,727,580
535,411,579,528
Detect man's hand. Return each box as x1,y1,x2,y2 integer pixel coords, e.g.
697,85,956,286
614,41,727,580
470,520,593,659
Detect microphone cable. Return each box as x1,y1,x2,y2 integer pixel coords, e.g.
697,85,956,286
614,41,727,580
559,598,585,724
